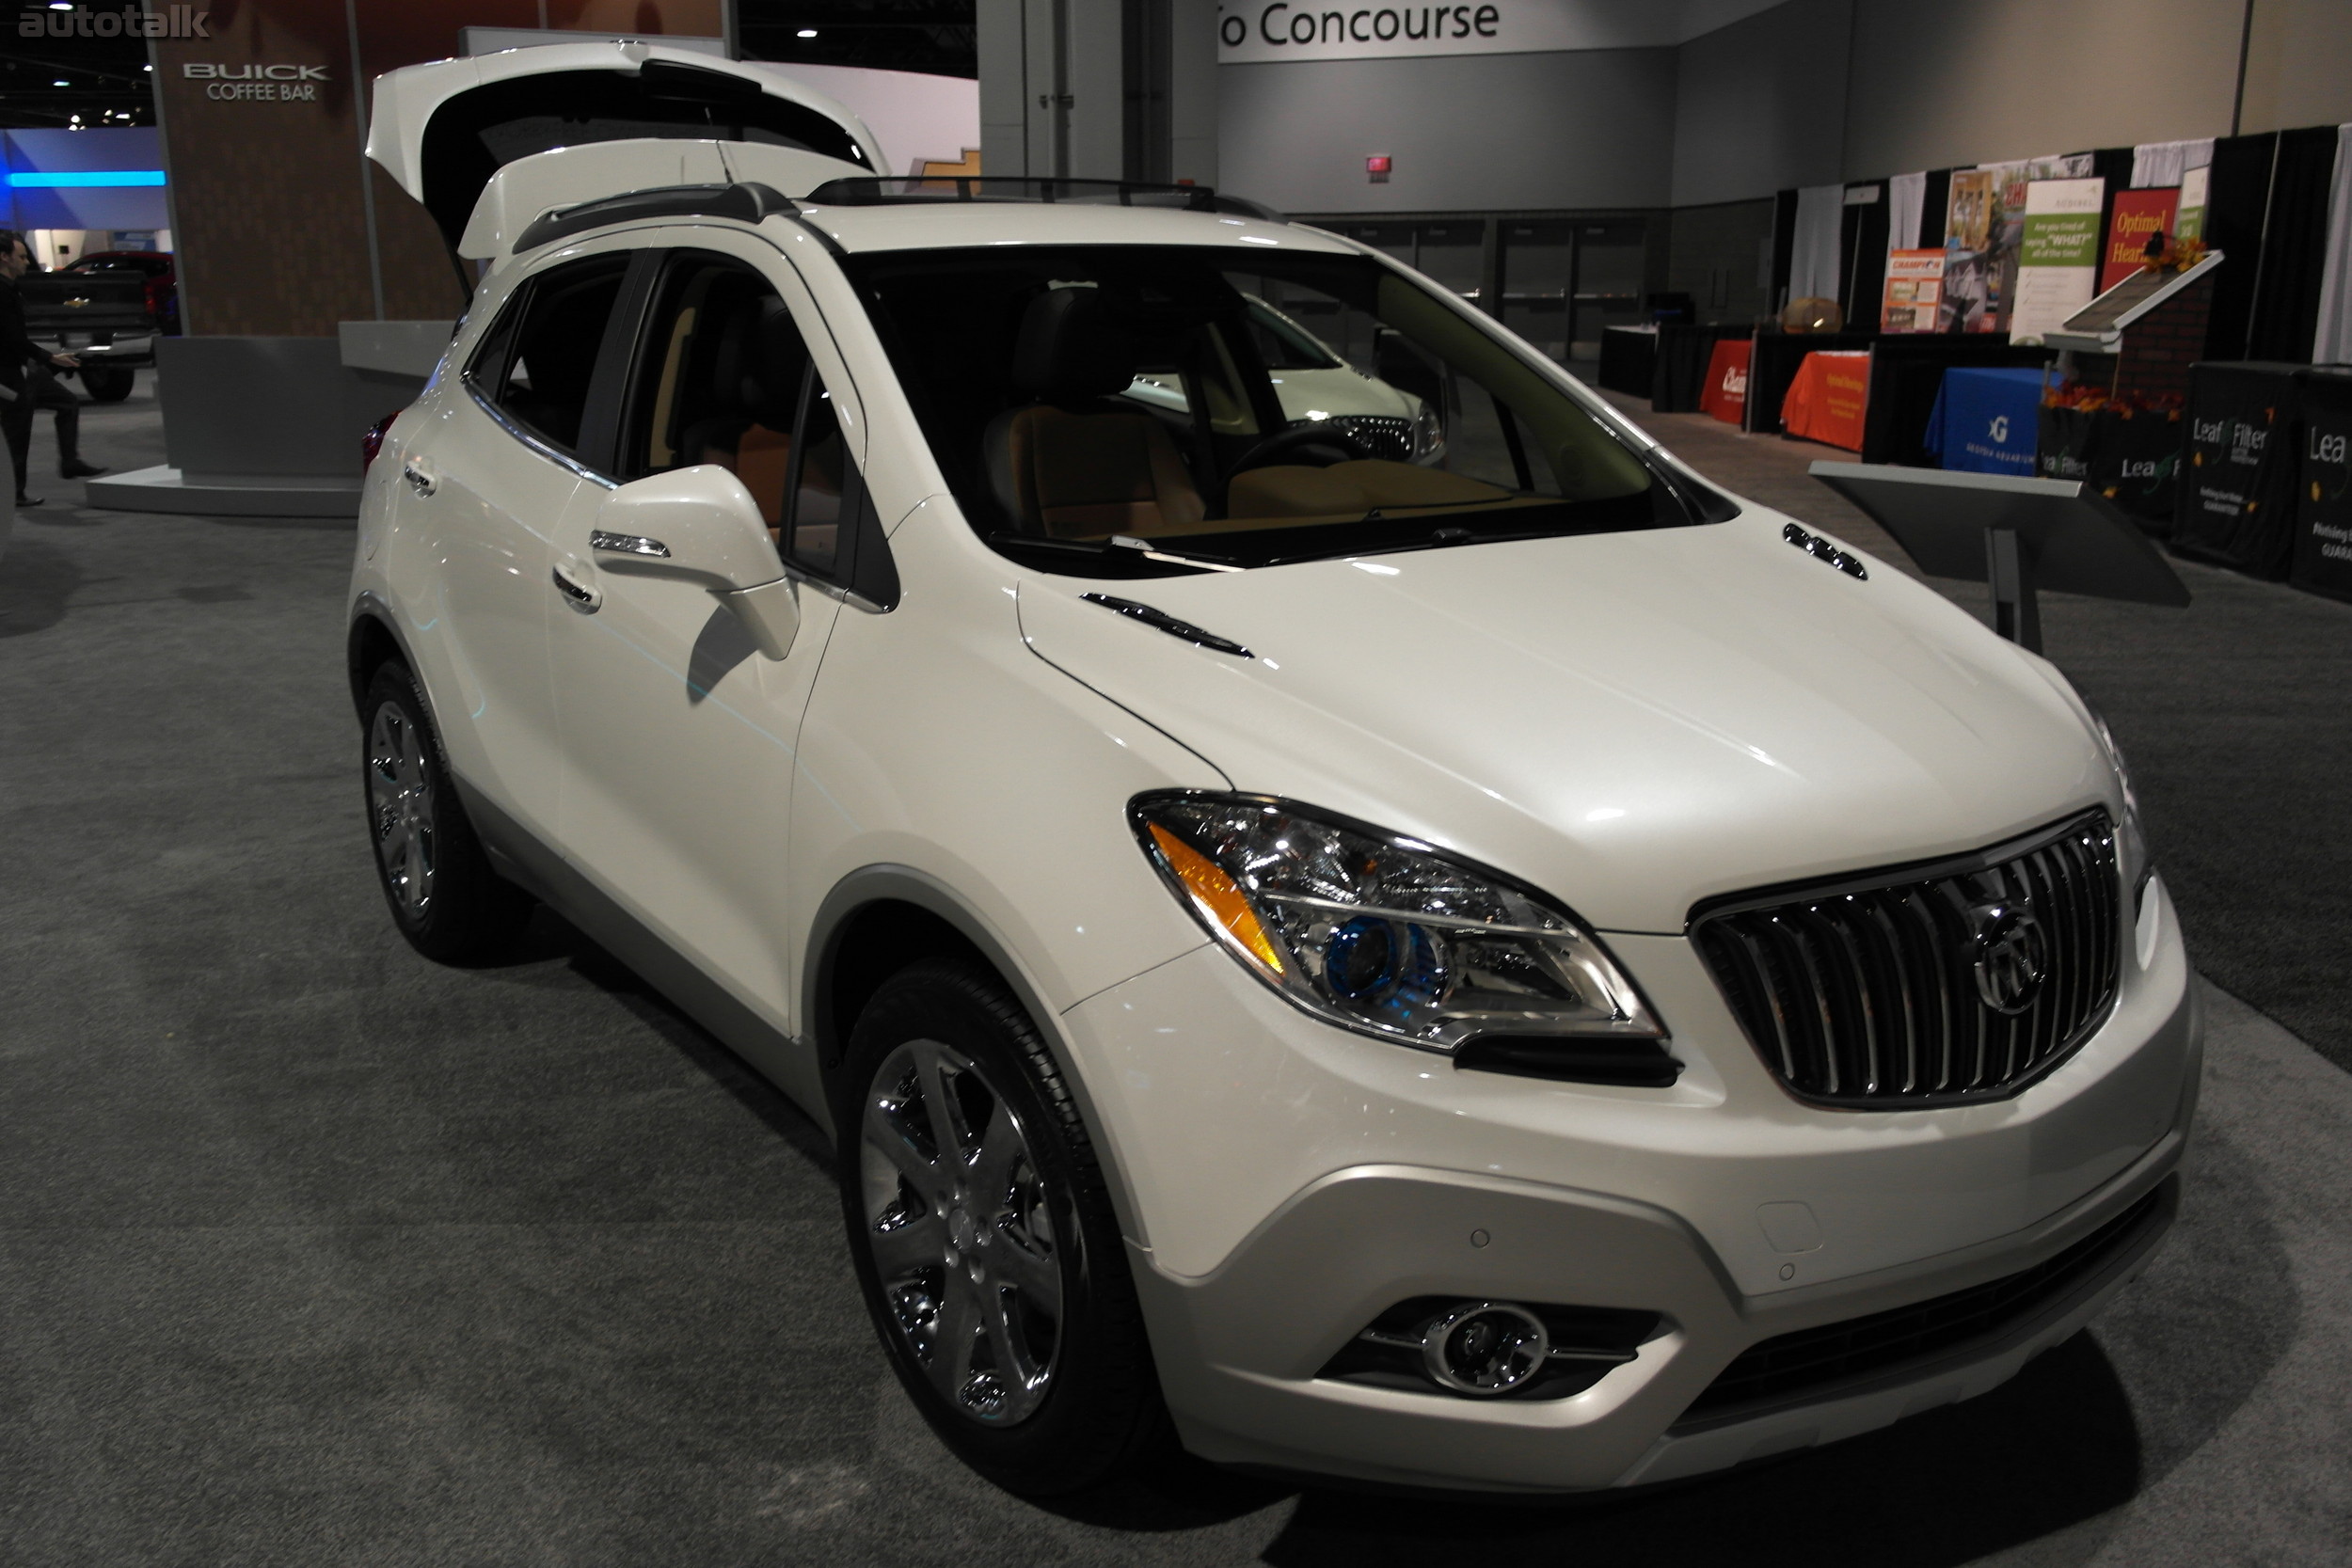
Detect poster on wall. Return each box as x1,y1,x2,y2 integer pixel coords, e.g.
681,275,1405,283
2103,188,2179,290
1940,169,1997,331
1881,249,1947,332
1942,155,2093,333
2174,166,2209,244
2010,178,2105,343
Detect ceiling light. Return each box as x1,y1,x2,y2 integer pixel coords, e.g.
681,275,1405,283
53,80,69,87
797,27,818,38
48,3,72,10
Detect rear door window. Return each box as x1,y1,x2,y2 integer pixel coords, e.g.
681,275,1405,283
467,252,632,457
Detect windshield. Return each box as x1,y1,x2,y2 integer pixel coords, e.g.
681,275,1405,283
846,245,1724,574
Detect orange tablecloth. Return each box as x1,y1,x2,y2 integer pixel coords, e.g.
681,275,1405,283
1698,338,1751,424
1780,350,1871,451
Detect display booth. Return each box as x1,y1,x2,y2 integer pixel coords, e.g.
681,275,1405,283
1925,367,2048,475
2292,370,2352,604
1697,338,1751,424
1779,350,1870,451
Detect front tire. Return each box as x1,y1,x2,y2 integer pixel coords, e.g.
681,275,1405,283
360,660,532,962
836,959,1164,1496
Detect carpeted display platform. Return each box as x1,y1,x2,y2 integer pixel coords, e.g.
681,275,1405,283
2,388,2347,1563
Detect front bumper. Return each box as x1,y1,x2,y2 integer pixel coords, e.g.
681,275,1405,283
1060,876,2200,1491
1131,1151,2179,1492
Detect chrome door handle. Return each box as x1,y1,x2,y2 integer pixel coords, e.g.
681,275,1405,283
402,458,437,497
551,562,601,612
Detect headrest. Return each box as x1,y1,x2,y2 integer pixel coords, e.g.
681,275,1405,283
1010,286,1136,404
711,294,808,428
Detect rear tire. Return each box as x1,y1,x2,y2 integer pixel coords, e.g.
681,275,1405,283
79,364,134,403
360,660,532,962
835,958,1166,1497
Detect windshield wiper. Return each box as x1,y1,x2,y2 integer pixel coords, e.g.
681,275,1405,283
989,532,1246,573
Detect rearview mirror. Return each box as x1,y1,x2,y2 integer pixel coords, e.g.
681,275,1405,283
591,465,800,658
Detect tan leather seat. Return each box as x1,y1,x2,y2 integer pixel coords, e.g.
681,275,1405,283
983,288,1203,538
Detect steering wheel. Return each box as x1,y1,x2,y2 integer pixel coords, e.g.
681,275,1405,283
1224,421,1375,480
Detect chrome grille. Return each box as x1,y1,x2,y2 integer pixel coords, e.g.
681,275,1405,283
1324,413,1415,461
1692,812,2122,1107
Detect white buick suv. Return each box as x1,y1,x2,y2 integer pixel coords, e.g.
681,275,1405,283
347,43,2199,1498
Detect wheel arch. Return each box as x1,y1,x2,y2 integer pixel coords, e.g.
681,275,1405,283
806,863,1151,1247
346,594,418,718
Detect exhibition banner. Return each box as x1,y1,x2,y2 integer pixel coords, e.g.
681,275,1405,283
2174,166,2209,244
1214,0,1773,63
1699,338,1750,426
2103,189,2179,290
1881,248,1947,332
1780,351,1869,451
2010,178,2105,344
1943,154,2092,333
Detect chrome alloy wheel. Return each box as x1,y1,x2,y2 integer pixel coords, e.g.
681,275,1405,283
859,1038,1063,1424
367,700,437,916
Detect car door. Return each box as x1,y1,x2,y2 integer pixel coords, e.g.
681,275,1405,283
548,235,874,1036
404,247,640,840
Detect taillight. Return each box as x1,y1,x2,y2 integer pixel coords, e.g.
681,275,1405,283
360,410,400,473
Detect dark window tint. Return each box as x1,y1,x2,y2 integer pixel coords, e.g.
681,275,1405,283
785,372,848,576
469,253,629,454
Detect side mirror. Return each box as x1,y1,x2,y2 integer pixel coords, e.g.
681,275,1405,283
590,464,800,658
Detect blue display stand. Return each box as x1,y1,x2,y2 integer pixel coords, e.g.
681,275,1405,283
1925,366,2048,475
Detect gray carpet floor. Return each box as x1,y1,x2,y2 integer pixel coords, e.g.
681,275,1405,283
1,386,2346,1563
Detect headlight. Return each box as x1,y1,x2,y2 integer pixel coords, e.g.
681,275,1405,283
2083,705,2153,907
1130,793,1665,1064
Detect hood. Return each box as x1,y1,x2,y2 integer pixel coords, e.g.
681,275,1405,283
1016,509,2115,933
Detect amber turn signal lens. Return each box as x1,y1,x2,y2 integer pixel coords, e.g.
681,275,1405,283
1147,822,1285,975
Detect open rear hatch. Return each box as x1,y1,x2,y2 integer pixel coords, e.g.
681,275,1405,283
367,40,880,250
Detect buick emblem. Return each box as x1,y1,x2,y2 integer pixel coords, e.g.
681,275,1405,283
1970,902,2046,1014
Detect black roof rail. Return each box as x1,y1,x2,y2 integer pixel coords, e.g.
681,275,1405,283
801,175,1286,224
515,181,793,252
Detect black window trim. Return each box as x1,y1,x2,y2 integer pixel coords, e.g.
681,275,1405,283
458,248,652,487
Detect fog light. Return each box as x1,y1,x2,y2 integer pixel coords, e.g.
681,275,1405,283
1422,1301,1549,1397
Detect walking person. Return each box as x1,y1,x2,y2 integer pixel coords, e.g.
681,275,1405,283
0,229,106,509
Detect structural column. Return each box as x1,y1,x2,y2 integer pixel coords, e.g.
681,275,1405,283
977,0,1216,187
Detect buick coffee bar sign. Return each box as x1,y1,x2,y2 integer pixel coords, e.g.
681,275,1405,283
1216,0,1766,62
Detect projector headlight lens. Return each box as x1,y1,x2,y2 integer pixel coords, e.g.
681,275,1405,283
1131,793,1661,1053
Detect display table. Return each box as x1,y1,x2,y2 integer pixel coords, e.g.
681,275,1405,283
1699,338,1751,424
1744,330,1875,432
1653,325,1751,411
1925,366,2047,475
1779,351,1870,451
1597,326,1657,398
2175,362,2307,579
2290,368,2352,603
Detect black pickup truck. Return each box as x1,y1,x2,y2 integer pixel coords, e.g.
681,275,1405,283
18,270,151,402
